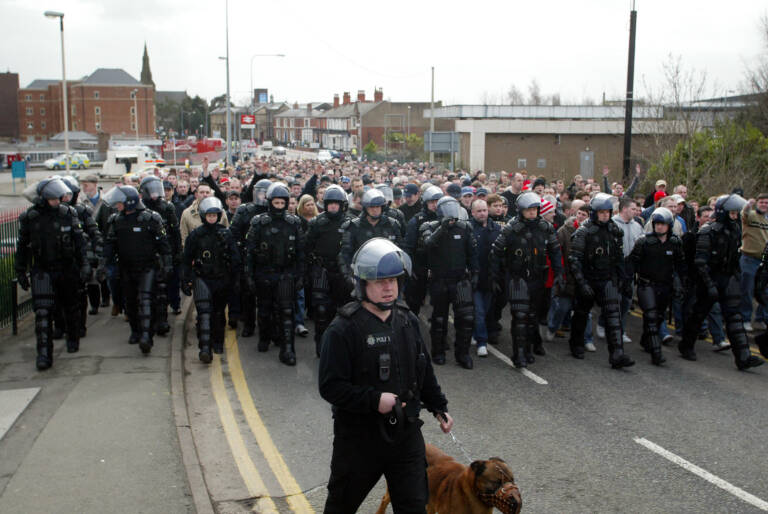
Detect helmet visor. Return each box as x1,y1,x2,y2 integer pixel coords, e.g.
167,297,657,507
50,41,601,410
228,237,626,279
142,180,164,200
437,199,462,220
101,186,128,207
40,178,71,200
352,238,413,280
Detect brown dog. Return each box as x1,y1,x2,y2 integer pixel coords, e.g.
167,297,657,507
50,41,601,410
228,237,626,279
375,443,522,514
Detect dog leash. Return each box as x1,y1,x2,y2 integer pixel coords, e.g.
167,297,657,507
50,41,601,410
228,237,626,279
447,430,474,464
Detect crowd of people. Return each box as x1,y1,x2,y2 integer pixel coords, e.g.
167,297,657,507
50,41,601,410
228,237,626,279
13,153,768,372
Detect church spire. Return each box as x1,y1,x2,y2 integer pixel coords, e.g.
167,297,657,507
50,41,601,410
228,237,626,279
140,42,155,87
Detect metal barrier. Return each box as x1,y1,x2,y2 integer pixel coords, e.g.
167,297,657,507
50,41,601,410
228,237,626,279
0,208,32,332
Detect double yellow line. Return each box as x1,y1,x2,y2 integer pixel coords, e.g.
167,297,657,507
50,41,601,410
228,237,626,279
210,328,314,513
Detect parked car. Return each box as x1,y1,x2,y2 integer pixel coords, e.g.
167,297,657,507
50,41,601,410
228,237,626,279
44,153,90,170
273,146,287,156
317,150,332,162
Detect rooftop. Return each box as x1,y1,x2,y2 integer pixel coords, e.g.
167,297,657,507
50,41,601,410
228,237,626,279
83,68,144,86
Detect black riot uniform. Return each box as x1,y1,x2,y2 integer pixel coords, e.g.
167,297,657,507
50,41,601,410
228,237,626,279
182,197,241,362
490,192,564,368
679,194,763,370
245,183,305,365
319,238,449,513
305,185,350,356
339,189,403,282
140,176,181,337
15,178,90,369
419,196,479,369
102,185,172,355
229,178,271,337
626,208,687,365
376,184,407,238
59,175,103,339
569,193,635,368
403,185,442,316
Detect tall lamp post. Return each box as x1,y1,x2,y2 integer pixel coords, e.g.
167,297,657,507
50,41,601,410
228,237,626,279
44,10,70,173
221,0,232,165
132,89,139,140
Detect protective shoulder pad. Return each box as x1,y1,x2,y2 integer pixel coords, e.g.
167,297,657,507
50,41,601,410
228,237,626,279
285,214,300,225
337,300,363,318
107,212,119,224
669,234,683,246
699,224,714,235
538,219,553,232
58,204,72,217
316,215,330,226
258,214,272,225
23,208,37,221
643,234,658,245
340,218,352,230
586,223,600,234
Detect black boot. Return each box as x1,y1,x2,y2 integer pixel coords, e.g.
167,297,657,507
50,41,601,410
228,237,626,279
512,339,527,368
155,321,170,337
199,346,212,363
609,346,635,369
648,333,665,365
279,343,296,366
241,325,255,338
755,332,768,359
733,344,764,370
66,338,79,353
212,341,224,354
487,331,500,345
129,332,140,344
52,326,64,340
36,344,53,370
139,333,153,354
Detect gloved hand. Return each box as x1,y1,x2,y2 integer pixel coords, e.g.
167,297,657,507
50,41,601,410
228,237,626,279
440,217,454,229
707,283,719,301
579,283,595,300
672,276,684,302
181,281,192,296
294,276,304,293
80,264,93,283
16,271,29,291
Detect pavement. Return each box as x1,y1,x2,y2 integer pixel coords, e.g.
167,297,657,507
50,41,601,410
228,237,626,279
2,286,768,513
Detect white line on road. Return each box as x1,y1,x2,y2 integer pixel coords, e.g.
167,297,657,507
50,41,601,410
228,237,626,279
634,437,768,512
485,344,549,385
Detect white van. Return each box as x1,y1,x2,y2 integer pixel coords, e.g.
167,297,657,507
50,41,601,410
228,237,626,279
102,146,165,175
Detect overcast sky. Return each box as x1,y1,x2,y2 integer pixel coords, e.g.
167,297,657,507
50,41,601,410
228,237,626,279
4,0,766,107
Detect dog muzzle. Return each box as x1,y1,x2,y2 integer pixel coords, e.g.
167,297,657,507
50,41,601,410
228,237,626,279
478,482,522,514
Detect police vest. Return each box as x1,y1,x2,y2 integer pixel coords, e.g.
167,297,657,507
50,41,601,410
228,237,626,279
501,218,550,281
250,213,300,269
23,204,80,268
190,225,232,279
307,212,344,270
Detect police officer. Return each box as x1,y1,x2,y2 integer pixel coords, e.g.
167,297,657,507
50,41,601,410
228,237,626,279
569,193,635,368
102,185,172,355
490,192,564,368
182,197,241,363
305,185,350,356
679,194,763,370
339,189,402,284
139,175,181,336
403,185,443,316
375,184,406,237
16,178,90,369
419,196,479,369
61,175,103,338
245,183,305,365
626,207,687,365
318,238,453,512
230,178,272,337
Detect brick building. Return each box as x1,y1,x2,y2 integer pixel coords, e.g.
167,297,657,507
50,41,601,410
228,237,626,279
18,68,155,142
0,72,19,138
273,102,331,146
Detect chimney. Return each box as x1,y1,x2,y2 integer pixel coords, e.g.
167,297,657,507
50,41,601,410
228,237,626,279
307,103,312,113
357,90,366,103
343,92,351,105
293,102,299,109
333,94,339,108
374,88,383,102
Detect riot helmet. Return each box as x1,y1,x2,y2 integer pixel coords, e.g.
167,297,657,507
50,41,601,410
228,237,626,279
516,192,541,221
253,179,273,207
139,175,165,203
102,185,143,211
361,189,387,220
266,182,290,217
323,185,348,219
436,196,462,221
375,184,394,205
714,194,747,224
650,207,674,236
37,177,71,202
61,175,80,204
351,237,412,311
589,193,615,223
199,196,224,225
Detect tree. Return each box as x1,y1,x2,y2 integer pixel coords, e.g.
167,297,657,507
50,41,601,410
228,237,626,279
646,120,768,200
364,140,379,155
741,14,768,135
528,79,542,105
506,84,525,105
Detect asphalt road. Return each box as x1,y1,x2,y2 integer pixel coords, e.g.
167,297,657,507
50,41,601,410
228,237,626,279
186,301,768,513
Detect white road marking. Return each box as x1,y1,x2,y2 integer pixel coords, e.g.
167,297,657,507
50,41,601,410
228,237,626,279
485,344,549,385
634,437,768,511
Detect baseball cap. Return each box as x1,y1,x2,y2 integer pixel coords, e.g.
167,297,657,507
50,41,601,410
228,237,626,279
461,186,475,197
654,191,667,202
82,174,99,183
226,190,241,198
655,179,667,188
341,176,351,184
162,180,173,190
670,194,685,204
446,183,462,199
392,187,403,200
404,184,419,197
477,187,489,197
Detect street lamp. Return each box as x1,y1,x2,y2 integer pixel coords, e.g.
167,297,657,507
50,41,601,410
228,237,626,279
44,10,70,173
218,55,231,166
132,89,139,140
250,53,285,110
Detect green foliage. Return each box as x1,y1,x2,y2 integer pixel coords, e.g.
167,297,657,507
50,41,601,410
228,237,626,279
155,94,210,137
646,120,768,201
363,140,379,155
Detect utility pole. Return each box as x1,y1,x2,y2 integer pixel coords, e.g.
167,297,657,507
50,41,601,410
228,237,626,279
44,11,69,173
622,1,638,181
224,0,231,166
430,66,435,164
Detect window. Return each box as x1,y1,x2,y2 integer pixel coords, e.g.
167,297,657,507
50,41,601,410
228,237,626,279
131,122,136,130
517,158,527,169
71,104,76,115
350,117,356,128
537,158,546,169
304,118,311,127
130,106,135,115
41,121,46,129
94,91,100,99
73,121,78,130
130,91,137,99
26,121,34,129
39,94,45,101
95,121,101,130
95,106,101,115
25,107,33,115
24,94,31,101
40,108,46,116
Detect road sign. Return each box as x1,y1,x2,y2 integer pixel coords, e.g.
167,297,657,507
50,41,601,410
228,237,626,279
240,114,256,127
424,131,459,153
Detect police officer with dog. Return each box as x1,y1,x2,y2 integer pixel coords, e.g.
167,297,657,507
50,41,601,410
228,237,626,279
319,237,453,513
15,177,89,369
